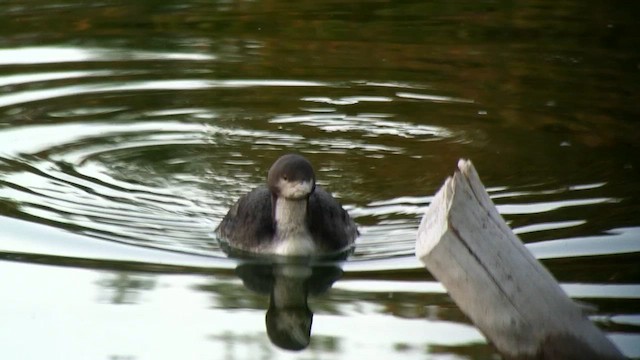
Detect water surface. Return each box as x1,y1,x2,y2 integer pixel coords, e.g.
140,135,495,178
1,1,639,358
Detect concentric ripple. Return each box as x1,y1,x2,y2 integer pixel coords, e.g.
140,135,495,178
0,121,221,257
1,45,639,273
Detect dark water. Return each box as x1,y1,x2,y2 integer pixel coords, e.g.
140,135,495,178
1,1,639,358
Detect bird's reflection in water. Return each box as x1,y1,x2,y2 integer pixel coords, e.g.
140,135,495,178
233,257,345,351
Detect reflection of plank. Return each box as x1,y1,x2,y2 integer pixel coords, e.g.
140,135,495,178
416,159,624,359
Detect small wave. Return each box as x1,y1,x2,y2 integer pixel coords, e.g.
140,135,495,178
0,46,215,65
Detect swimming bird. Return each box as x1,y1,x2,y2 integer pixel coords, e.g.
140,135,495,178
215,154,358,256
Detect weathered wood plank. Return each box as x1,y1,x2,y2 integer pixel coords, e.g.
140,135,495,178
416,159,624,359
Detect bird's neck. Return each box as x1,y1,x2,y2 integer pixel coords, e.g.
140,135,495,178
274,197,308,234
272,196,315,255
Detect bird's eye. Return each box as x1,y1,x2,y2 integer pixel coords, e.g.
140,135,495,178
282,175,288,181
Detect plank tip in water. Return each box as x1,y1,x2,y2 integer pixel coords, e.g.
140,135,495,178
415,158,625,360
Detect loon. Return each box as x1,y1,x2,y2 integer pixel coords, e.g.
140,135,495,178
215,154,358,256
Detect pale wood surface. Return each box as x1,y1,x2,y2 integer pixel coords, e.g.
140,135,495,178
416,159,624,359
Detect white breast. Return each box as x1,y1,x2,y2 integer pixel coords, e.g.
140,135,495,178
273,234,316,256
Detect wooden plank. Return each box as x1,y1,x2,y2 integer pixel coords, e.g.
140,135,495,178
416,159,624,359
